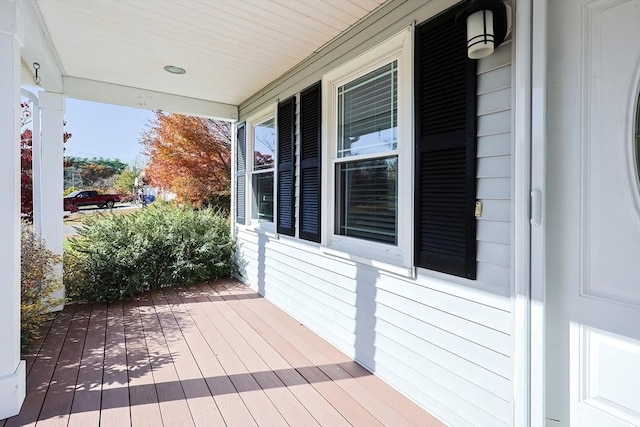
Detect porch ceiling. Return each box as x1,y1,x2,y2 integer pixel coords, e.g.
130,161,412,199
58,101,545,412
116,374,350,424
25,0,386,116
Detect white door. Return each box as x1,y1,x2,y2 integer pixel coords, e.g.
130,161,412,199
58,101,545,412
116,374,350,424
546,0,640,426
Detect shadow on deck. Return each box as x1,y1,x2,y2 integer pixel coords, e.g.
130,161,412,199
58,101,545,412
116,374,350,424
2,279,442,427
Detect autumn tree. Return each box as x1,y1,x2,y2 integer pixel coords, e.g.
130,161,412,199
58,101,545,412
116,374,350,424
140,112,231,207
64,157,128,190
78,163,115,188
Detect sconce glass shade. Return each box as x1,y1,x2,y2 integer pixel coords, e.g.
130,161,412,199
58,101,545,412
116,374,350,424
467,10,494,59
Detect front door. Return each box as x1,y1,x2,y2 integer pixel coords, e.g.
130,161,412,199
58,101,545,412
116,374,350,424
546,0,640,426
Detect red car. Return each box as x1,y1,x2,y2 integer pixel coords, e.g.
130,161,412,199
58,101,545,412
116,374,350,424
64,190,121,212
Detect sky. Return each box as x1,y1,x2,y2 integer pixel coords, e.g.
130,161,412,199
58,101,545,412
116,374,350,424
63,98,156,165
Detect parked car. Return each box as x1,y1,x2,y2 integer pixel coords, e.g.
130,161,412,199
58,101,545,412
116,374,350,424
64,190,121,211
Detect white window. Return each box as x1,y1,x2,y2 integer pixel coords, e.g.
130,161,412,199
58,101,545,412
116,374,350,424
323,29,413,270
248,110,276,229
336,62,398,245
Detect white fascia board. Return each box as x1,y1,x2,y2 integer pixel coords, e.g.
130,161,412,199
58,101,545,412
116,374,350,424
63,76,239,121
17,0,63,93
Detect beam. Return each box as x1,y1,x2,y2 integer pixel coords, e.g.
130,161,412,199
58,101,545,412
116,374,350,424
63,76,239,121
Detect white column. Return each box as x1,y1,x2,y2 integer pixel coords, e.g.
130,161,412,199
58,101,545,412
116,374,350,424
0,0,26,419
38,92,65,307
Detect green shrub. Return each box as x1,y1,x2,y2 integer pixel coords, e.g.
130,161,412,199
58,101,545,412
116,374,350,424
64,204,235,303
21,224,62,351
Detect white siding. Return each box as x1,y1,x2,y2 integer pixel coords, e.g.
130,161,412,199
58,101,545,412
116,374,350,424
234,2,514,426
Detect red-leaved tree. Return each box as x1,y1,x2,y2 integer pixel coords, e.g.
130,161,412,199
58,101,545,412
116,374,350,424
141,112,231,207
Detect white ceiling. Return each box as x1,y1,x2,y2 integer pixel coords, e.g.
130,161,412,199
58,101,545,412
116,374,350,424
30,0,386,109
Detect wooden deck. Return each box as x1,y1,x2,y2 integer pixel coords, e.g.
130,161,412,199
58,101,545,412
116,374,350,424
2,279,443,427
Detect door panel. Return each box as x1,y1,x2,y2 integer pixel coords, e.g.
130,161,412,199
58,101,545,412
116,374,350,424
571,325,640,425
547,0,640,426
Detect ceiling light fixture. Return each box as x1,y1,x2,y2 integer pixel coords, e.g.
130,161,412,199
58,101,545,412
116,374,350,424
163,65,186,75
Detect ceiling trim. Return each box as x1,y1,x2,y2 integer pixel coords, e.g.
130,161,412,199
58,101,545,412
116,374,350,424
64,76,238,121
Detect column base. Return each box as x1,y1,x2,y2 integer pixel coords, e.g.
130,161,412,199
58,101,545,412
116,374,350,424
0,360,25,420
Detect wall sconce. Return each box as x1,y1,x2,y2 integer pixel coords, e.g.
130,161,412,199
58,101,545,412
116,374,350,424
456,0,509,59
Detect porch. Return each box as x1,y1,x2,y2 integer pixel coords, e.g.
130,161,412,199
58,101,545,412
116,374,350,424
1,279,441,427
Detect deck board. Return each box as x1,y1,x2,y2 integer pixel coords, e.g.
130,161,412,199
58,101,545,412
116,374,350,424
180,284,320,427
214,281,417,427
137,293,195,427
199,282,352,427
67,304,107,427
219,280,443,426
150,290,236,427
100,302,132,426
5,305,76,427
123,299,164,427
37,305,90,427
194,284,324,427
2,279,443,427
24,317,54,377
166,287,286,427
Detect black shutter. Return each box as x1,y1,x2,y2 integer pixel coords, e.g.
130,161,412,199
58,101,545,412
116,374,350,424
299,82,322,243
277,97,296,236
235,122,246,225
414,5,477,279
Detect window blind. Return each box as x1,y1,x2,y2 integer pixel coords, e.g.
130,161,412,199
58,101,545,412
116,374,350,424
338,62,398,157
337,157,397,245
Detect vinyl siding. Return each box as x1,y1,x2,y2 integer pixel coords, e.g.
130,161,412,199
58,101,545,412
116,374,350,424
234,1,514,426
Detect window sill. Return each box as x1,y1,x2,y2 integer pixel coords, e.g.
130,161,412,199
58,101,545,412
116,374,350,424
238,222,277,238
321,242,415,279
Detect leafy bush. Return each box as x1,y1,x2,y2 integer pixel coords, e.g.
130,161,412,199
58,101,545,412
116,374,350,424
21,224,62,351
64,204,235,302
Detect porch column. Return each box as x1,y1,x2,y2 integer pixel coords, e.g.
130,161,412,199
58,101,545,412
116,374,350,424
0,0,26,419
38,91,65,307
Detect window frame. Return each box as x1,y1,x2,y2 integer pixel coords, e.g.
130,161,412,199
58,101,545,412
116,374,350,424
247,105,277,233
321,29,414,270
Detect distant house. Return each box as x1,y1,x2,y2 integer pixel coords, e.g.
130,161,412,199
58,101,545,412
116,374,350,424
1,1,638,425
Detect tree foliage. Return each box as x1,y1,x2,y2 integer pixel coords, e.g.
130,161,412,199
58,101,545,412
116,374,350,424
78,163,114,187
113,164,141,197
64,157,129,191
141,112,231,207
66,156,127,174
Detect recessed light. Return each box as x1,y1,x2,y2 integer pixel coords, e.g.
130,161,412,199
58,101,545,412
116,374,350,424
164,65,186,75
